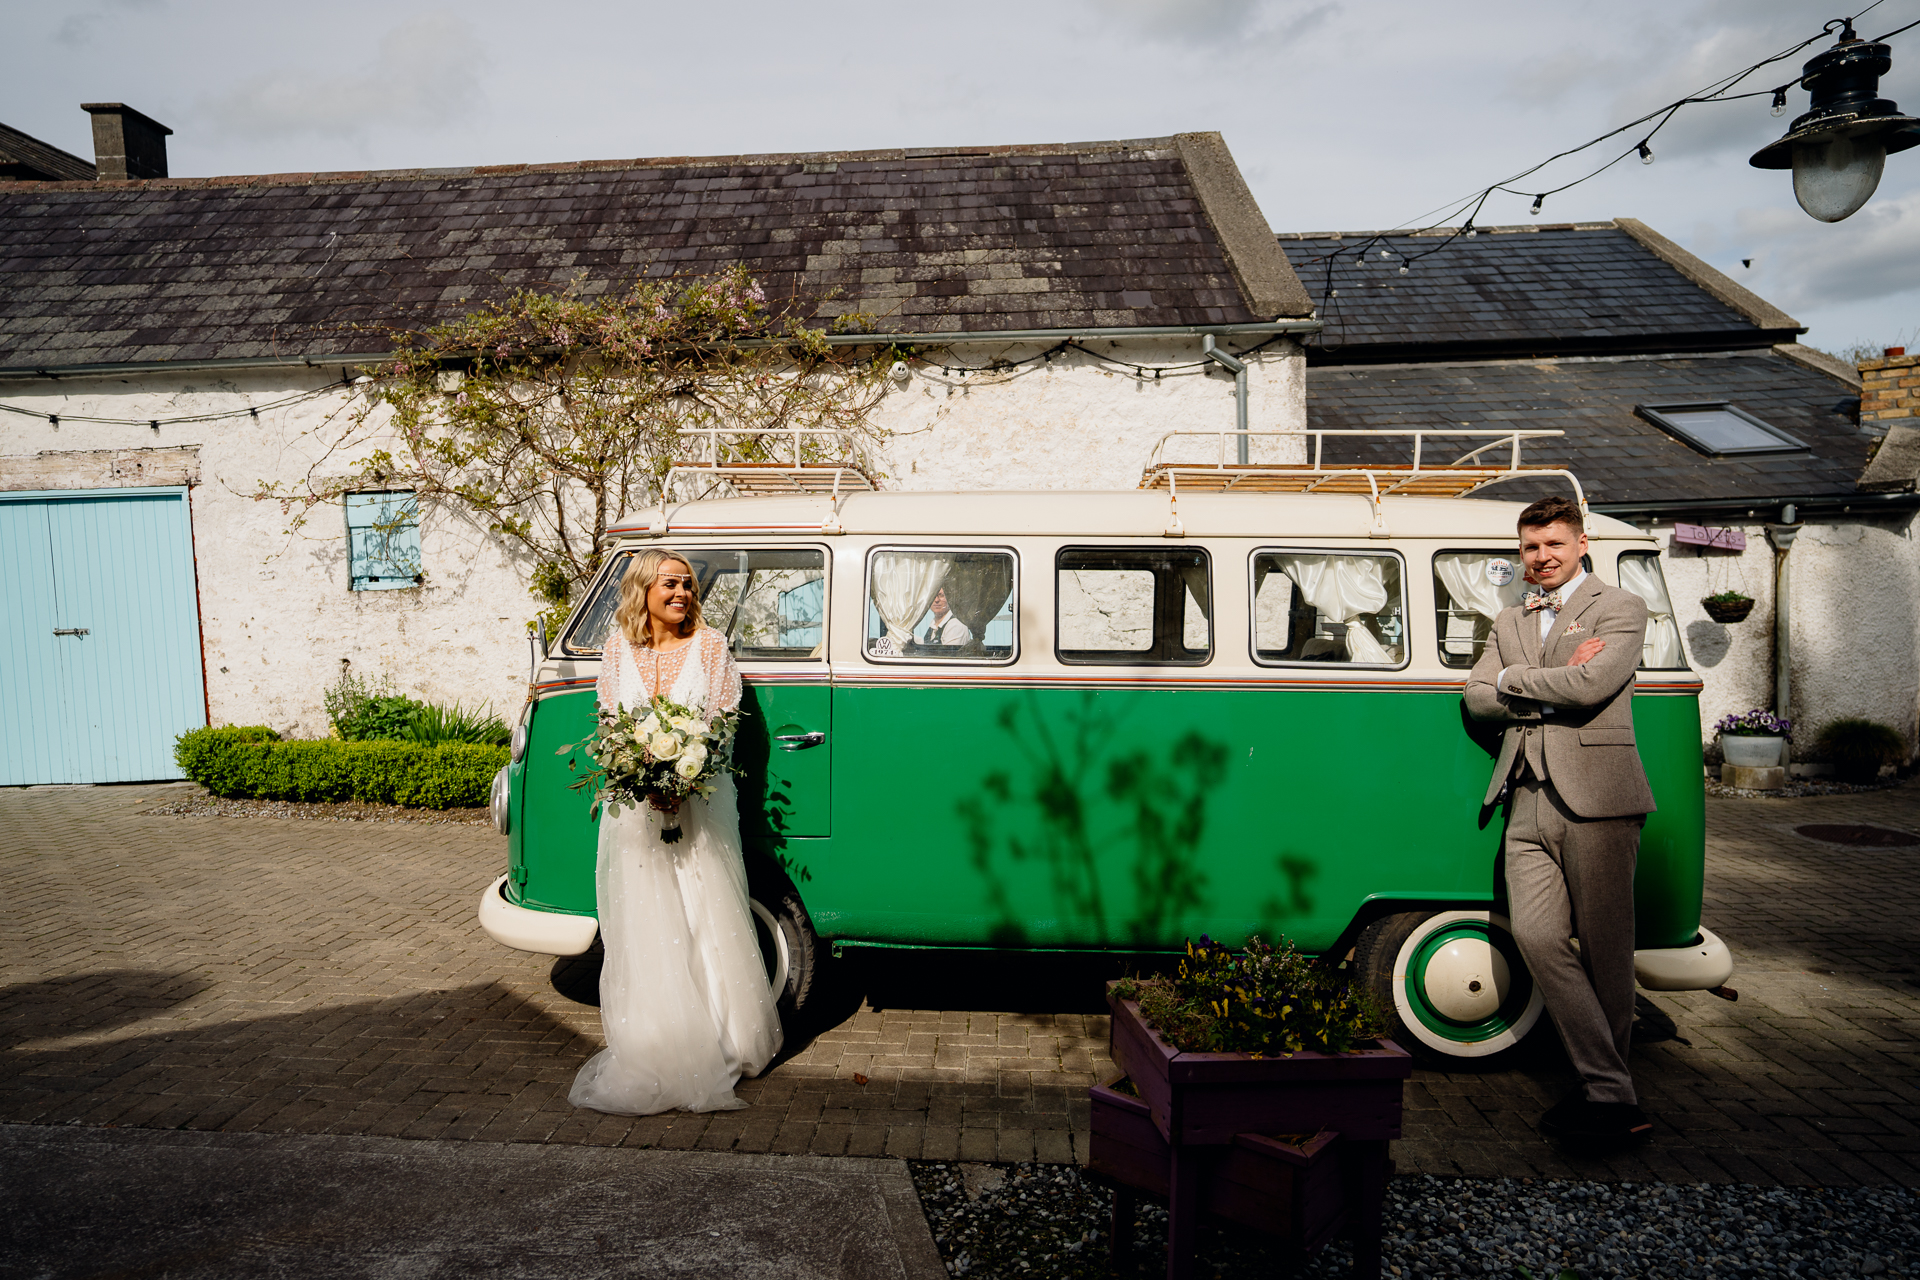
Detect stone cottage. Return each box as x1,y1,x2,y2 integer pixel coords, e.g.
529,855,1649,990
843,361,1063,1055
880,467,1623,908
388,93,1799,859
0,109,1316,782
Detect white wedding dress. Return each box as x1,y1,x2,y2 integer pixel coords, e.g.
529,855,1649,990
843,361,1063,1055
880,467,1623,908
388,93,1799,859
568,625,784,1115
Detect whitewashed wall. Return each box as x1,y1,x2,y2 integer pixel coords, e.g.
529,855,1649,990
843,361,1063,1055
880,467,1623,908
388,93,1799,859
1647,515,1920,763
0,337,1304,738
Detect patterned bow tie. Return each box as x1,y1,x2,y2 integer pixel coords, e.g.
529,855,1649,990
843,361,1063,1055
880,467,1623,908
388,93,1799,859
1524,589,1564,614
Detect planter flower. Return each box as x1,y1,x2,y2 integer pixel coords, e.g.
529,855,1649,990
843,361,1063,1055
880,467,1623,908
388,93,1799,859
1715,708,1790,769
1094,938,1411,1279
1701,591,1756,624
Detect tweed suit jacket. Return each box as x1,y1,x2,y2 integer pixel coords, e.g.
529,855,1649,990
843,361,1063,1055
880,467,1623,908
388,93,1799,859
1464,574,1657,820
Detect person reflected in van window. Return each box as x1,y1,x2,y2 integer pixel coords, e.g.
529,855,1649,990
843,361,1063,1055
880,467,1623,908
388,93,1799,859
1465,495,1656,1152
919,586,972,646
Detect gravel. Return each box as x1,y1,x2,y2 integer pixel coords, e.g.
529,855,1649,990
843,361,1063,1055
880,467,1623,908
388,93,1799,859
136,791,491,825
1704,778,1901,800
908,1161,1917,1278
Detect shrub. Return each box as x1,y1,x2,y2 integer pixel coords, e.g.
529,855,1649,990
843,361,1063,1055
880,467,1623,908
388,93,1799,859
1111,935,1387,1057
403,701,510,746
1814,718,1907,783
324,669,429,742
173,725,281,795
174,727,505,808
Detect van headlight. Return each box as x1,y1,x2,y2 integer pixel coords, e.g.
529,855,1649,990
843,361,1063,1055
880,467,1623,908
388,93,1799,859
510,707,530,763
490,766,512,835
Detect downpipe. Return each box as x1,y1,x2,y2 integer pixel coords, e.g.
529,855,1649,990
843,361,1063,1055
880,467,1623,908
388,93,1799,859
1768,514,1800,728
1202,334,1249,465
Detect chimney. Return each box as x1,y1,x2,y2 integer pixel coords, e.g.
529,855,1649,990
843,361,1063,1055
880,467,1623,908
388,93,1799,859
81,103,171,180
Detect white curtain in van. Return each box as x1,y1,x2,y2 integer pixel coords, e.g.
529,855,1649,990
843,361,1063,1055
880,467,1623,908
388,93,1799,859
870,551,953,648
1434,552,1527,662
1617,554,1685,668
1269,554,1393,663
1178,563,1211,651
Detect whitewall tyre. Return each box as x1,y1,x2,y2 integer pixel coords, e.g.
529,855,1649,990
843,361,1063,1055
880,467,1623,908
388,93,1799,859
1355,909,1546,1067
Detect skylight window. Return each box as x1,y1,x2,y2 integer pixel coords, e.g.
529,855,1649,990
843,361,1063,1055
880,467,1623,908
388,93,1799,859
1637,402,1807,457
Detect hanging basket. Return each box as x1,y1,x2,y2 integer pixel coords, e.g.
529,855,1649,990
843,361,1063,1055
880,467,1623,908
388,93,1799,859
1702,595,1755,624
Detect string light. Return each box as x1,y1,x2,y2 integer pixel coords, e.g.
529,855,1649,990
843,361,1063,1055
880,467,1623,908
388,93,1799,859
0,381,344,430
1299,5,1917,350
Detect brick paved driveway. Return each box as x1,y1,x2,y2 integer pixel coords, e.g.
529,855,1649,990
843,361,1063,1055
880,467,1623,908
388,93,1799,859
2,782,1915,1186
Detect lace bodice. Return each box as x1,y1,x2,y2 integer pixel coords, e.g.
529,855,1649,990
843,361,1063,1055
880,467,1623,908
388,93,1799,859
600,626,742,717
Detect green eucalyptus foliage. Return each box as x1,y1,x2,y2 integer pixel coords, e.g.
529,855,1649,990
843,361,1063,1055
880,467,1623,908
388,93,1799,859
1116,935,1388,1057
255,268,894,630
174,727,504,809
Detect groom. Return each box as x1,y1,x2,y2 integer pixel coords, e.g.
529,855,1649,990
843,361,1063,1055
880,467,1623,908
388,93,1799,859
1465,496,1656,1147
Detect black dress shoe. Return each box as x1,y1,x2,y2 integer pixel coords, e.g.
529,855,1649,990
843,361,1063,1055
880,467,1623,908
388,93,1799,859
1537,1090,1590,1139
1542,1097,1653,1148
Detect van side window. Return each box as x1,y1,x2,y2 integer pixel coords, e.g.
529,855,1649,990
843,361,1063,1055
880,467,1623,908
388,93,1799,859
1253,551,1405,667
1056,547,1210,665
561,547,828,661
1432,550,1526,668
1617,552,1687,669
865,547,1016,663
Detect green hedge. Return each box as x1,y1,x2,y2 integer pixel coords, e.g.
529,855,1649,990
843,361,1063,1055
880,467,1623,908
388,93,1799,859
175,726,506,809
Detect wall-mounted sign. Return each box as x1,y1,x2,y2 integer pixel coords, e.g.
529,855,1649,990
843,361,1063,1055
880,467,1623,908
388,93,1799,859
1673,523,1747,551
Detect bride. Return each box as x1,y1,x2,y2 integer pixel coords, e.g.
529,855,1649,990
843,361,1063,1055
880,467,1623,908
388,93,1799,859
569,548,784,1115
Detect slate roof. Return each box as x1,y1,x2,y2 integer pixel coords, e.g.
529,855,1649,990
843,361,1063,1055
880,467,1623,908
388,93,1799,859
0,134,1311,371
0,121,94,183
1277,223,1800,364
1307,350,1870,504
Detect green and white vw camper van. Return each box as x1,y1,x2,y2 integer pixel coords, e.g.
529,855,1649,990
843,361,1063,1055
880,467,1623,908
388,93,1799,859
479,430,1733,1064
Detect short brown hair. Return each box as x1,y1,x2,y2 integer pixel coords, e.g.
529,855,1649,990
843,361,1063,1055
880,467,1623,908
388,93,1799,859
1517,496,1584,534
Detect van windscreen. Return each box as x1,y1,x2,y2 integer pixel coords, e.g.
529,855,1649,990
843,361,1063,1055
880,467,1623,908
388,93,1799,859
561,547,828,661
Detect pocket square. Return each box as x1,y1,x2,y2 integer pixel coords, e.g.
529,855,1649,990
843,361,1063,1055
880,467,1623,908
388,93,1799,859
1564,621,1587,635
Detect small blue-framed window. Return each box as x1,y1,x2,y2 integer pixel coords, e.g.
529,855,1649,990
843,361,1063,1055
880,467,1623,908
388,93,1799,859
345,491,422,591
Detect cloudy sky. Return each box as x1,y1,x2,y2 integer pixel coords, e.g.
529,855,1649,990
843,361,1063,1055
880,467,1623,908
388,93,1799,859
7,0,1919,354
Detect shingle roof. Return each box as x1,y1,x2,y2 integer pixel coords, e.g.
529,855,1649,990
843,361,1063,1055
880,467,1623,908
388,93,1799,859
0,121,94,183
0,134,1310,371
1277,223,1800,363
1306,349,1868,504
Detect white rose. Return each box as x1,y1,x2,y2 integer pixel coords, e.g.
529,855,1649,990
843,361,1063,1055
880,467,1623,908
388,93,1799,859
674,755,702,781
637,714,662,737
649,732,683,761
681,742,708,772
670,716,701,735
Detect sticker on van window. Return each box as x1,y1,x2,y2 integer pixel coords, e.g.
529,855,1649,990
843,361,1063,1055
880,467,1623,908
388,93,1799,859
1486,558,1515,587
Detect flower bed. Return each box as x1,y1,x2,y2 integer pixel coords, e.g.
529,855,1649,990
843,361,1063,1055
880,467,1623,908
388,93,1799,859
175,726,504,809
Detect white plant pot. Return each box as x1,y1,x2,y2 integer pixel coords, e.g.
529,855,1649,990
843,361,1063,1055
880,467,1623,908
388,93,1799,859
1721,735,1784,768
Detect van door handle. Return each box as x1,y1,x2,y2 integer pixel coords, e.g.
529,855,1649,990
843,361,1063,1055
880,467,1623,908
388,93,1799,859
53,628,89,637
774,731,826,751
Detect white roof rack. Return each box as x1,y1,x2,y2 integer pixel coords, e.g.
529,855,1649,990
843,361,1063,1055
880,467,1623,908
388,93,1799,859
1140,429,1585,538
648,427,875,533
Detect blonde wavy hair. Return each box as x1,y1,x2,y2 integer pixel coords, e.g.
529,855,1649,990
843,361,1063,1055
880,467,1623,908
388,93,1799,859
613,548,702,650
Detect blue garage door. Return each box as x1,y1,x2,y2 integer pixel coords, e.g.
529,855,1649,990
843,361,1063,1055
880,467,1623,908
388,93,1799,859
1,487,208,785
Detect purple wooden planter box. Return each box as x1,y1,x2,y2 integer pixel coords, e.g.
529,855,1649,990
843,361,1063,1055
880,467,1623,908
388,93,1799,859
1106,986,1413,1147
1090,1082,1352,1257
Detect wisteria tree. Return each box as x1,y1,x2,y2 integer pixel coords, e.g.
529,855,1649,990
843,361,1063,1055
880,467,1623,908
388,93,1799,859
258,268,894,627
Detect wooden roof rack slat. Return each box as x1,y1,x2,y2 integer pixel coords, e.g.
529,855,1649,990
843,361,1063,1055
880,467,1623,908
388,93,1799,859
1139,429,1584,540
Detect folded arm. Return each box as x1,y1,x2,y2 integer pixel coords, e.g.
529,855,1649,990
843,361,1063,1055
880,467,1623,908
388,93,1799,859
1498,599,1647,709
1464,623,1540,723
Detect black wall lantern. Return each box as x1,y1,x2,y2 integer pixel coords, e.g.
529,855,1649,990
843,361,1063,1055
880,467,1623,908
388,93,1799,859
1749,20,1920,222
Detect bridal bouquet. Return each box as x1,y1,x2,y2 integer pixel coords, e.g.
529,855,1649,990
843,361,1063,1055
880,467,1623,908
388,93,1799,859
562,694,742,842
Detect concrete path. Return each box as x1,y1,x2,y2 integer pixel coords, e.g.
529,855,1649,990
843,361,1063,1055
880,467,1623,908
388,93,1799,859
2,779,1915,1190
1,1123,943,1279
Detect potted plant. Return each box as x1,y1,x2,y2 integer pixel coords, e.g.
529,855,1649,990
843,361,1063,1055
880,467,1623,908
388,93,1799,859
1715,708,1790,769
1701,590,1756,623
1095,937,1411,1279
1814,717,1907,783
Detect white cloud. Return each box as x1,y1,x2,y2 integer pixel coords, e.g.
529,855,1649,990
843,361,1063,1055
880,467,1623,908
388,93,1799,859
199,12,487,143
1736,191,1920,309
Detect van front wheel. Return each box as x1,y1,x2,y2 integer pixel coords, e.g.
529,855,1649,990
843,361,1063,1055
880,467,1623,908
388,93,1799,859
1354,909,1545,1068
746,872,824,1020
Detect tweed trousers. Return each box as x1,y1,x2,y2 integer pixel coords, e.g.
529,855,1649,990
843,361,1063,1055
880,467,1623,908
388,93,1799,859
1504,770,1641,1105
